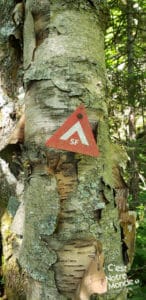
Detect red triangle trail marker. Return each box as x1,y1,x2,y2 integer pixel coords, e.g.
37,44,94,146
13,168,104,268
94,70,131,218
45,105,99,157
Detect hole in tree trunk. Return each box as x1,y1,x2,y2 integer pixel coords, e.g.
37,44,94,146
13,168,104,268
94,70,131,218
91,122,98,142
94,209,102,221
121,227,129,265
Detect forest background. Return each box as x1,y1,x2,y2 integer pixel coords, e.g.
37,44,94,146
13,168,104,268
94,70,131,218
105,0,146,299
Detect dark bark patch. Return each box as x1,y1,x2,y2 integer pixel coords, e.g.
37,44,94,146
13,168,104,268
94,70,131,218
0,234,4,298
94,209,102,221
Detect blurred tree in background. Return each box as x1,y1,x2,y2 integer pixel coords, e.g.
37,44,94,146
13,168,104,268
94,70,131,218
105,0,146,298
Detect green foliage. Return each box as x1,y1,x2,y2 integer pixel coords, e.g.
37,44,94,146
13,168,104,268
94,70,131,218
105,0,146,297
127,212,146,298
105,0,146,202
106,0,146,129
133,216,146,275
128,286,146,300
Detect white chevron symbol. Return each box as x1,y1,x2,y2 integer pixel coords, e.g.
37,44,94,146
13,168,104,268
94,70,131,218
60,121,89,146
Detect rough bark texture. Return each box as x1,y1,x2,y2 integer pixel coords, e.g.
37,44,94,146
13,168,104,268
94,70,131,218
0,1,136,300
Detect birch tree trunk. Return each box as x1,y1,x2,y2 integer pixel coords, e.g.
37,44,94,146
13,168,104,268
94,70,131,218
0,1,136,300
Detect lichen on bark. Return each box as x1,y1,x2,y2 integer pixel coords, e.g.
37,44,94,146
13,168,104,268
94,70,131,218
19,1,130,299
19,167,60,280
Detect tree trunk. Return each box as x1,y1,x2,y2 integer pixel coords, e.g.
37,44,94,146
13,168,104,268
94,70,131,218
126,0,139,207
0,1,136,300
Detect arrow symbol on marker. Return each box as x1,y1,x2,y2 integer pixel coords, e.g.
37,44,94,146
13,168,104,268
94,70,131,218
60,121,89,146
45,105,99,157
